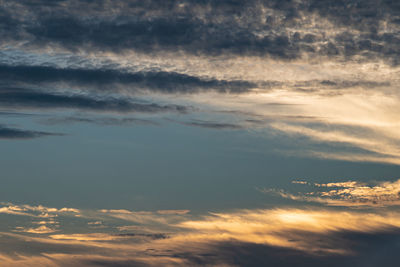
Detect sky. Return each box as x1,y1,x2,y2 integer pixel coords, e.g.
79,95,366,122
1,0,400,266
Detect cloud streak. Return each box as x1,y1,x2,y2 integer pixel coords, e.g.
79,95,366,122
0,64,256,93
262,178,400,207
0,87,188,114
175,119,244,130
0,125,61,139
41,116,157,126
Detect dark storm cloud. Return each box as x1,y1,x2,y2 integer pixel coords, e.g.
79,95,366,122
2,0,399,63
0,65,256,93
0,87,189,113
0,125,61,139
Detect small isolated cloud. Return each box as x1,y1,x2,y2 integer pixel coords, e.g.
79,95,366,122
262,179,400,207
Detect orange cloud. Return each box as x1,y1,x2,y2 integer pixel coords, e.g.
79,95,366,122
263,179,400,207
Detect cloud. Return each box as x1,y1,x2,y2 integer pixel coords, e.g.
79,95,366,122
41,116,158,126
0,87,189,113
262,178,400,207
98,208,188,230
14,225,57,234
87,221,102,226
49,233,123,242
0,205,31,216
2,64,389,97
2,0,400,64
177,119,244,130
0,111,37,117
156,210,190,215
23,13,301,59
3,204,400,266
0,125,61,139
2,0,400,162
0,203,80,218
32,220,58,225
0,64,256,93
292,180,309,185
195,87,400,165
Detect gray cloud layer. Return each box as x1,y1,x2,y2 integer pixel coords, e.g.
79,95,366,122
1,0,400,63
